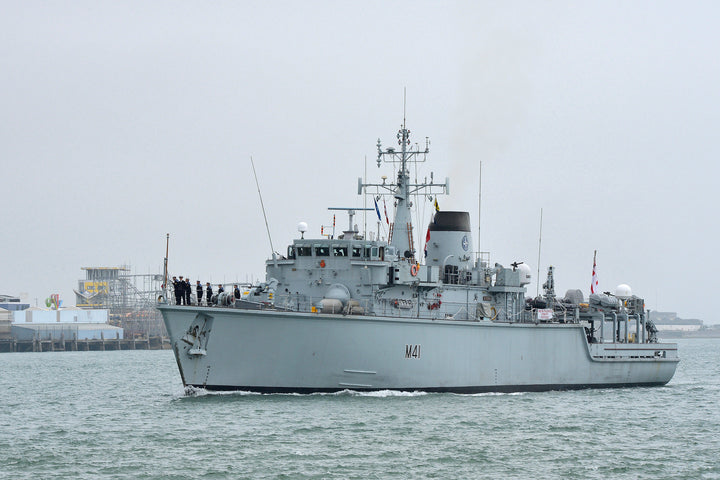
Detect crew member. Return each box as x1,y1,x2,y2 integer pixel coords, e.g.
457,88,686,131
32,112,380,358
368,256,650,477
206,282,213,305
234,284,241,299
196,281,203,305
172,276,181,305
184,277,192,305
217,284,224,294
178,276,186,305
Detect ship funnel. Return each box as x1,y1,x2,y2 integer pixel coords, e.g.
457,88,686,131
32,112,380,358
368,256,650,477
425,211,473,273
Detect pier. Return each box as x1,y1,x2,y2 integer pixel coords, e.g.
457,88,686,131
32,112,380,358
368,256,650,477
0,335,170,353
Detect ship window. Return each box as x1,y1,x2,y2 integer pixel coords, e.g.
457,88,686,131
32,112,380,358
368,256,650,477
352,246,362,257
315,246,330,256
297,246,312,256
333,246,347,257
371,247,379,259
287,246,296,259
379,247,384,261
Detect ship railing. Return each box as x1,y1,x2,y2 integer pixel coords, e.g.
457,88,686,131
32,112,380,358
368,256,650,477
273,294,490,321
272,294,374,316
252,295,584,325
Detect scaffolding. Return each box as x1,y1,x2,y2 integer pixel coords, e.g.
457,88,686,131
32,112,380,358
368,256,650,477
75,266,165,337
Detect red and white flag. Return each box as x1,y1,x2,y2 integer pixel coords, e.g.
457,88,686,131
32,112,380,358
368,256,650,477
383,199,390,225
590,250,599,294
424,224,431,257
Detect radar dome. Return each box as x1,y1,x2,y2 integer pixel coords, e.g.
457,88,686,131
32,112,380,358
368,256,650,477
615,284,632,299
297,222,308,233
517,263,532,285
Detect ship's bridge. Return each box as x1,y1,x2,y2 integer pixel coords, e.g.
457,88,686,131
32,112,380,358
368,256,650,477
263,237,394,315
285,238,390,263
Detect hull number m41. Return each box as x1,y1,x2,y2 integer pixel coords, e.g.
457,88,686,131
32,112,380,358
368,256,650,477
405,344,421,359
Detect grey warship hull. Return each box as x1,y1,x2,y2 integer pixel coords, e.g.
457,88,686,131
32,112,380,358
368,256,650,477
159,117,679,393
159,305,678,393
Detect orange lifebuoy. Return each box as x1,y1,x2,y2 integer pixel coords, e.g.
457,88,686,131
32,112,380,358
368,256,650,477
410,264,418,276
320,260,326,268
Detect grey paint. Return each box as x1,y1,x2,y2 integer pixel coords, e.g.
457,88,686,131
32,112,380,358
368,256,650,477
159,305,677,392
158,119,678,393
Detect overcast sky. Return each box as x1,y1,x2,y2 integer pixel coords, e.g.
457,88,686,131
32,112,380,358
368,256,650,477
2,1,718,322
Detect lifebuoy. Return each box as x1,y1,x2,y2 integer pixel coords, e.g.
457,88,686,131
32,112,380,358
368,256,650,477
320,260,326,268
410,264,418,277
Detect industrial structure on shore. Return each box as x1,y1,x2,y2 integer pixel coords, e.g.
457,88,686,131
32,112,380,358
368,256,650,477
74,266,166,337
0,264,168,352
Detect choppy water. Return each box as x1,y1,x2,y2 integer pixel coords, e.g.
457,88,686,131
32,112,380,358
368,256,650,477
0,338,718,479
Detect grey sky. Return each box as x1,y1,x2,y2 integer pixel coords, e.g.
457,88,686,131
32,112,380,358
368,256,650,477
2,1,718,322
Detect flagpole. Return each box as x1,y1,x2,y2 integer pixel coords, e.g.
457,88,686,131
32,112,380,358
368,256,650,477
591,250,598,294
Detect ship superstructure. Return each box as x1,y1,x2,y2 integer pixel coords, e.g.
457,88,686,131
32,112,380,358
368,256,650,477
158,119,678,393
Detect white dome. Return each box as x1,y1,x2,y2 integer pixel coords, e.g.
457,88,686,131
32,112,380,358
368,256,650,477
297,222,308,233
615,284,632,299
517,263,532,285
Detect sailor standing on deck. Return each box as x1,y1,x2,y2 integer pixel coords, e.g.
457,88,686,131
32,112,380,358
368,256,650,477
196,281,203,305
178,276,186,305
218,284,224,294
172,276,181,305
184,277,192,305
234,284,241,300
206,283,213,305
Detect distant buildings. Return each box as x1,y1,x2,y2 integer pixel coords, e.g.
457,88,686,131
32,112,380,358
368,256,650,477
0,294,29,311
649,311,704,332
1,293,123,342
10,307,123,341
0,295,28,339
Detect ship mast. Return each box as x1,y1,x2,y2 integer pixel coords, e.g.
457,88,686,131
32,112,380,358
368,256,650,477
359,118,448,263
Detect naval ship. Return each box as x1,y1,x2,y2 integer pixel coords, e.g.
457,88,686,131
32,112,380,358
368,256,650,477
157,120,679,393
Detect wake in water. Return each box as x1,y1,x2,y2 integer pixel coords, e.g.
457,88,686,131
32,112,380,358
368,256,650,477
178,386,529,398
179,386,429,398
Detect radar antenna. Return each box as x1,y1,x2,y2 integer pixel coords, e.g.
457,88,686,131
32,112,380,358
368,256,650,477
358,96,448,262
250,156,276,258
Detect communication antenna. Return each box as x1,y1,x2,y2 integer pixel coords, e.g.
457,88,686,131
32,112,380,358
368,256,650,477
363,155,367,238
536,208,543,297
250,156,275,257
403,87,407,128
477,161,482,255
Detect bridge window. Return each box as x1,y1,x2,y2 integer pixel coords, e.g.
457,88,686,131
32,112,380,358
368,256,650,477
333,246,347,257
287,246,296,259
297,246,312,256
315,245,330,256
352,246,362,257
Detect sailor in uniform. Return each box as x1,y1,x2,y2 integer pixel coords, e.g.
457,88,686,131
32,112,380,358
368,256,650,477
178,276,186,305
205,282,213,305
172,276,181,305
184,278,192,305
196,281,203,305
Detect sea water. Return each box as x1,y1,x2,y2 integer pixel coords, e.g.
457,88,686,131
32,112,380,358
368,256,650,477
0,338,718,479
